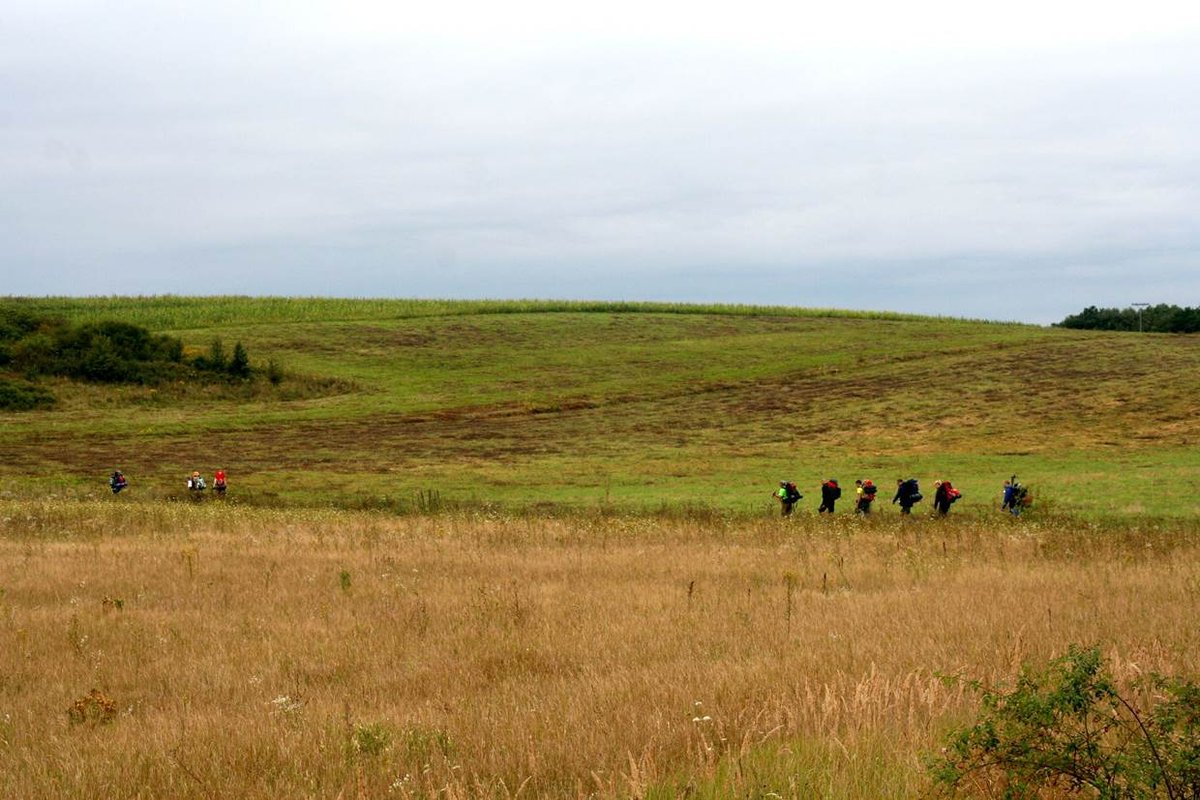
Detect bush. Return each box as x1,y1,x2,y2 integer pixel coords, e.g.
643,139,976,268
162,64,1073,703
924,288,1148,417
0,305,300,407
929,645,1200,798
0,378,56,410
0,305,259,387
266,359,284,386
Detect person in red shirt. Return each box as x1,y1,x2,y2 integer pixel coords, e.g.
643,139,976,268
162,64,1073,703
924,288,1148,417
213,469,227,496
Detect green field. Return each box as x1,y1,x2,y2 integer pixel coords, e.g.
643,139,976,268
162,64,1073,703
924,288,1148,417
2,296,1198,519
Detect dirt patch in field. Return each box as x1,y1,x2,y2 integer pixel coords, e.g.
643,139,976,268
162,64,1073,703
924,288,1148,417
3,332,1197,484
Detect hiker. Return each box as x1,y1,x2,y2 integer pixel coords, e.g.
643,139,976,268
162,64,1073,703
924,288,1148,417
213,469,227,496
187,471,206,493
893,478,922,514
933,480,961,515
818,478,841,513
1003,476,1028,516
774,480,801,516
856,479,877,514
109,470,128,494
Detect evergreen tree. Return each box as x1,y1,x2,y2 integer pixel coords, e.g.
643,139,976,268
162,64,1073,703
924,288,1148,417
208,338,227,370
228,342,251,379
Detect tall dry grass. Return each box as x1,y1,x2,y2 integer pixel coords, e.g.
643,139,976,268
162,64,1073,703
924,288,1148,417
1,502,1197,798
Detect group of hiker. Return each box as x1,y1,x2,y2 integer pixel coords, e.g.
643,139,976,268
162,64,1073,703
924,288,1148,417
108,469,228,497
775,475,1030,517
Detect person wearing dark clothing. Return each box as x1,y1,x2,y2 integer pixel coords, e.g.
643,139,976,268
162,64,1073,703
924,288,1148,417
893,478,922,514
818,479,841,513
109,470,128,494
1002,475,1027,516
933,480,961,515
785,481,801,515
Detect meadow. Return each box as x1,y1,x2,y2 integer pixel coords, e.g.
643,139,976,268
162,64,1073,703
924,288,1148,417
2,297,1198,797
1,500,1197,798
1,297,1198,518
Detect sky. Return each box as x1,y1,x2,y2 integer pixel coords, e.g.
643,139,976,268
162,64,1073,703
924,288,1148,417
3,0,1199,323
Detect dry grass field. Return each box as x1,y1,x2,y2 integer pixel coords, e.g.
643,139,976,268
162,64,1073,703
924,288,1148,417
2,500,1197,798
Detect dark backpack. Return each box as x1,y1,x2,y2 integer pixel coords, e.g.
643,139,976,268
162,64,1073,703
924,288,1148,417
863,483,877,497
785,483,801,503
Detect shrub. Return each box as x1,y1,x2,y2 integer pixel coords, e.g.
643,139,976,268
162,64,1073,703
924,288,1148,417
929,644,1200,798
0,305,263,392
350,722,392,758
266,359,284,386
0,378,56,410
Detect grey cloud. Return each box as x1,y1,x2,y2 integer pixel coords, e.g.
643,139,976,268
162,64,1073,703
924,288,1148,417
2,10,1198,322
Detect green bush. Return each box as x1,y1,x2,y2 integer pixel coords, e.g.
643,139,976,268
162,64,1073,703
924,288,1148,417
0,304,261,388
929,645,1200,798
0,378,56,410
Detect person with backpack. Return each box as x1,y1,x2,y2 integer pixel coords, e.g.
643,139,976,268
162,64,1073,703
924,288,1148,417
109,470,128,494
893,478,922,514
1003,475,1029,516
774,480,802,516
187,471,206,494
818,478,841,513
933,480,961,515
213,469,227,497
856,479,877,514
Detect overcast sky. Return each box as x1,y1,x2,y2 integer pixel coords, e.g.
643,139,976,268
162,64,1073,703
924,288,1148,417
3,1,1198,322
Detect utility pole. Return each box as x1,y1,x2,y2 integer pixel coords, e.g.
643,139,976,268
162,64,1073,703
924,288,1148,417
1131,302,1149,333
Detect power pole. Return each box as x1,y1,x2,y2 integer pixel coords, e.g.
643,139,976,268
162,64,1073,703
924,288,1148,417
1131,302,1149,333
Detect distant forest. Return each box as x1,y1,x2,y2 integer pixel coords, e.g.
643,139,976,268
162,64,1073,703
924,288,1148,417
1056,304,1200,333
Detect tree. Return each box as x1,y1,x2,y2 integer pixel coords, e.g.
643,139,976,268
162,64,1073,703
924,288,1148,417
228,341,251,379
208,338,227,371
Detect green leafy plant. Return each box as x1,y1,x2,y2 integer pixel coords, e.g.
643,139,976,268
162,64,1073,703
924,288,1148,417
0,377,55,410
929,645,1200,798
350,722,392,757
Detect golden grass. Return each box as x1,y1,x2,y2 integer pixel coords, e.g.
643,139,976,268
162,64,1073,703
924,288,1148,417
1,502,1197,798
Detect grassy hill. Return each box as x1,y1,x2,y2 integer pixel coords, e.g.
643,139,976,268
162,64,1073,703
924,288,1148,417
1,296,1197,518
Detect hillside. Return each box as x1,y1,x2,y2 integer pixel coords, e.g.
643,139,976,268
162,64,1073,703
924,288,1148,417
1,297,1197,518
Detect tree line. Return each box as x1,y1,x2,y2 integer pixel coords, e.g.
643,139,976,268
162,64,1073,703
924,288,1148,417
1056,304,1200,333
0,305,274,410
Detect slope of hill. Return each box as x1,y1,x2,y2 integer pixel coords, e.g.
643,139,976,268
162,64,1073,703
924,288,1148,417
1,297,1197,518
